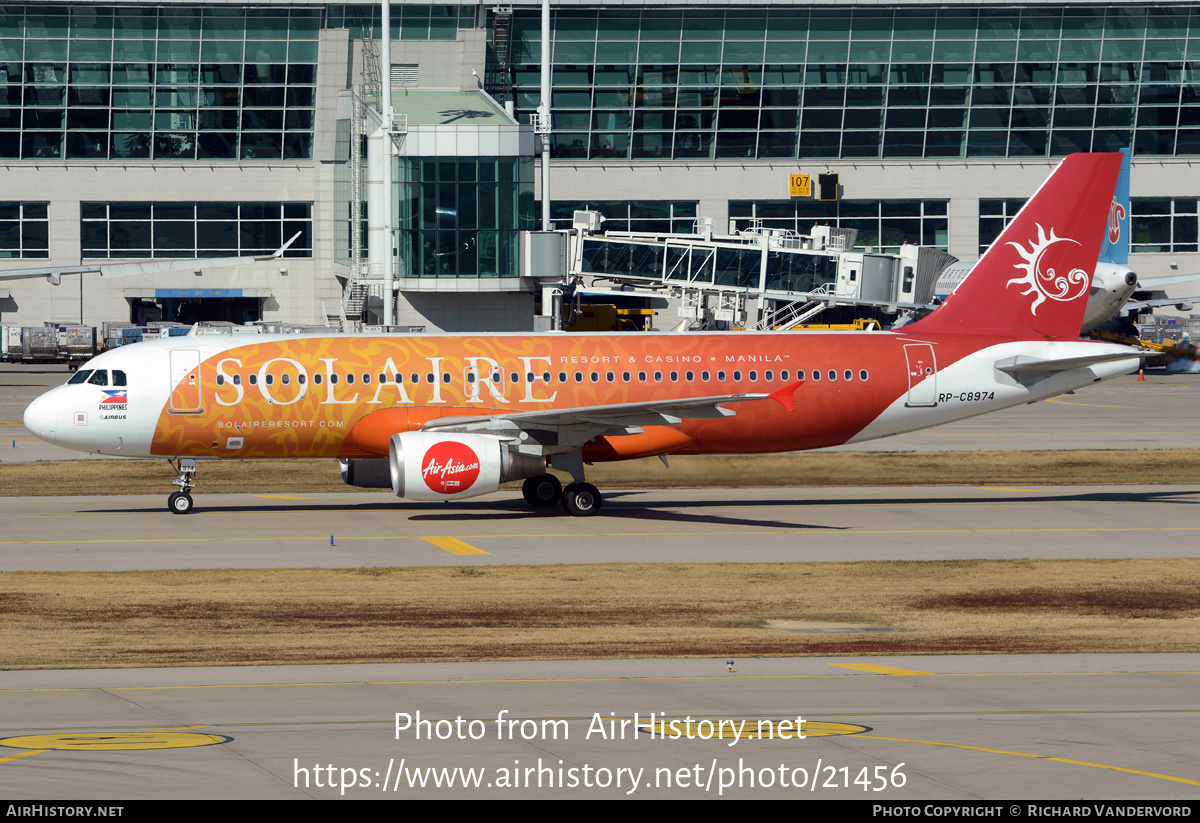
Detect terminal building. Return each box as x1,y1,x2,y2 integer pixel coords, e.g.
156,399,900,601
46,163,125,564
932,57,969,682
0,0,1198,333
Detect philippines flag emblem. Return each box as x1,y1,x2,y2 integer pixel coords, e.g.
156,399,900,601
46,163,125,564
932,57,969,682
100,389,127,404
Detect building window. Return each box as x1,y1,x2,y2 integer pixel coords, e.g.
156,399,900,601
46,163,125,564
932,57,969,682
1131,198,1199,253
730,199,949,254
395,157,535,278
549,201,698,234
977,198,1028,255
0,5,318,161
80,202,312,258
0,202,49,258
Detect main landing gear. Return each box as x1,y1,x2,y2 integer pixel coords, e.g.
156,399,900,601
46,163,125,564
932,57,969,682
520,473,602,516
167,458,197,515
525,451,603,517
522,474,562,507
561,482,601,517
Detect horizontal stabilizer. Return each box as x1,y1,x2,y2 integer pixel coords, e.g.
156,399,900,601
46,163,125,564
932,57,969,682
995,351,1146,378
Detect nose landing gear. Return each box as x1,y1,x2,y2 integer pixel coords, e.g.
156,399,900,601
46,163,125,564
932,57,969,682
167,458,197,514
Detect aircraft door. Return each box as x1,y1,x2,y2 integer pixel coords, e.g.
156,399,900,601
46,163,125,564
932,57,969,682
904,343,937,407
168,349,204,414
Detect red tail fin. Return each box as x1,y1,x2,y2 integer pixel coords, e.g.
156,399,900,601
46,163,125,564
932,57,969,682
912,153,1123,338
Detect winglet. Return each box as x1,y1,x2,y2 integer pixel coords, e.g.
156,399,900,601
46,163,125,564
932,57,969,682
769,380,804,412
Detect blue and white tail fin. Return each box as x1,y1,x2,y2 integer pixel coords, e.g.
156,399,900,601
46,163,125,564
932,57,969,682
1097,147,1131,266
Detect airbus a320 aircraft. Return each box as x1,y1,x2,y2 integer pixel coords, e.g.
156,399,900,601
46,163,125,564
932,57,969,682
25,153,1141,517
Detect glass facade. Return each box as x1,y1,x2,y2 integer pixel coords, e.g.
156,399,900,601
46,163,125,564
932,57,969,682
0,5,320,160
80,202,313,258
326,4,476,40
0,201,48,258
730,199,948,254
497,4,1200,160
396,157,535,278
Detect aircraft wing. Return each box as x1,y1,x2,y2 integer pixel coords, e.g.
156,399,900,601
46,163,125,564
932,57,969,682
1121,295,1198,315
995,350,1148,379
423,392,773,447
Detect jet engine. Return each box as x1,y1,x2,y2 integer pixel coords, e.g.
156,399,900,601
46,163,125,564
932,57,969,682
339,458,392,489
388,431,546,501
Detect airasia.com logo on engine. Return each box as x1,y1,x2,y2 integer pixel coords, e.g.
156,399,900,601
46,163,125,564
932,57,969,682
421,441,481,494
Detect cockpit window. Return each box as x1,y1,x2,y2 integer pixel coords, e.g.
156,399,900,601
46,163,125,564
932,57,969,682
68,370,93,385
112,370,127,387
87,370,108,386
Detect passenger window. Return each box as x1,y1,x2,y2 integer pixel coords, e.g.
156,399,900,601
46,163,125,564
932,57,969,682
216,375,225,386
717,370,726,381
670,371,678,382
511,372,520,383
574,372,583,383
112,370,127,386
606,371,614,382
542,371,551,382
780,370,789,381
702,370,710,381
590,372,599,383
346,374,354,385
686,371,694,381
765,370,773,381
844,369,853,380
249,374,258,385
442,373,451,384
638,372,647,382
811,370,820,381
411,373,420,384
733,370,742,381
329,374,338,385
749,370,757,381
559,372,568,383
68,370,92,385
379,374,387,383
88,370,108,386
265,375,274,386
828,370,836,381
527,372,535,382
622,371,631,382
233,375,241,385
282,374,290,385
298,374,306,385
654,371,662,382
314,374,323,385
362,373,370,384
860,369,869,380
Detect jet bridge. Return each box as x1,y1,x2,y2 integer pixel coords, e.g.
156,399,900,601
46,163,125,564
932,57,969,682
531,212,955,331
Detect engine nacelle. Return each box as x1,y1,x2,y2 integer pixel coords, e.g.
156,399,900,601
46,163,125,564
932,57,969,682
339,458,392,489
388,431,545,501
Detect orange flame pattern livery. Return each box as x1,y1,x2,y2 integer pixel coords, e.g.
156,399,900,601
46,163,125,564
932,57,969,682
149,331,992,460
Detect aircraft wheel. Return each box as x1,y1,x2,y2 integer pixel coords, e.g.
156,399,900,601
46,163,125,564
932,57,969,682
522,474,562,508
561,482,601,517
168,492,194,515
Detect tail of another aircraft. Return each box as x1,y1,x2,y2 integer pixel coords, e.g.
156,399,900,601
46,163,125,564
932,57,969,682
910,153,1123,339
1097,147,1131,267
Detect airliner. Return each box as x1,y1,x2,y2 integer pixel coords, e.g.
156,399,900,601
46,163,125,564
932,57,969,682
24,153,1142,517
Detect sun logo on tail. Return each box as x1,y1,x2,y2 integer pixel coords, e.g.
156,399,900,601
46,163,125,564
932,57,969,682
1006,223,1090,316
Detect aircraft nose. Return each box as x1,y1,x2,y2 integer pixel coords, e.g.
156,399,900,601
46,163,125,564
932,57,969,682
23,391,58,445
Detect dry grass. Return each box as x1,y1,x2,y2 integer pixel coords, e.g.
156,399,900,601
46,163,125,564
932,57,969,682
1,559,1198,669
4,449,1200,496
